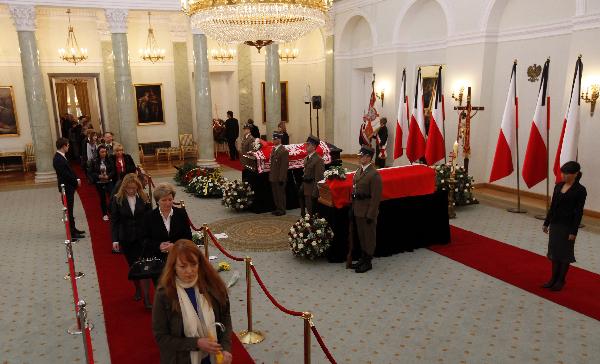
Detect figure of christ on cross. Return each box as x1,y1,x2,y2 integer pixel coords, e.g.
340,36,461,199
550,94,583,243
453,86,484,175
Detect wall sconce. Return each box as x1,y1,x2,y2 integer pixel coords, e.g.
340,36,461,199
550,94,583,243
376,88,385,107
581,84,599,116
451,86,465,106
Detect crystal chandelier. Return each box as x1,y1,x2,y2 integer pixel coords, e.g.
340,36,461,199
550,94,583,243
211,44,236,63
181,0,332,51
278,43,299,62
140,12,165,63
58,9,88,65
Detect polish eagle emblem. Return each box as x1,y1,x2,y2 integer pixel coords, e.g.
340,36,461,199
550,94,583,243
527,64,542,82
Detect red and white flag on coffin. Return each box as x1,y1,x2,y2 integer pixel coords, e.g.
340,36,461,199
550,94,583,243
406,68,426,163
490,62,518,183
522,59,550,188
425,66,446,165
394,69,409,160
553,57,582,182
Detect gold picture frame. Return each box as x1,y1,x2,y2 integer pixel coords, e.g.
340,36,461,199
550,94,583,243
261,81,289,123
134,83,165,125
0,86,19,137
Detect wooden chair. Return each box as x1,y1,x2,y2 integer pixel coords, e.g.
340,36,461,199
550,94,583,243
213,141,229,158
179,134,198,160
24,143,35,172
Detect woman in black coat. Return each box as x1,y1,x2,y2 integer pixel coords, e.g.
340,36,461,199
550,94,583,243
90,145,115,220
542,161,587,291
111,173,153,307
144,183,193,283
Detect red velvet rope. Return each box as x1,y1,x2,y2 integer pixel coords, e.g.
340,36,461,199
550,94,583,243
250,265,303,317
187,217,205,233
311,325,337,364
205,228,244,262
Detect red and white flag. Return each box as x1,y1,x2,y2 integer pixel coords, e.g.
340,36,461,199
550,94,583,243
553,57,582,182
490,62,518,183
406,68,426,163
360,78,377,147
425,66,446,165
522,59,550,188
394,69,409,160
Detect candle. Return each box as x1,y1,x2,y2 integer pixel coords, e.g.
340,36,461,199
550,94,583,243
453,141,459,167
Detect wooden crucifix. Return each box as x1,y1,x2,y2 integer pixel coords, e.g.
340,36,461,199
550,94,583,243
453,86,484,175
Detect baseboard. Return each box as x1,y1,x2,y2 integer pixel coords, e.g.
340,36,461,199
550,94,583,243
476,183,600,219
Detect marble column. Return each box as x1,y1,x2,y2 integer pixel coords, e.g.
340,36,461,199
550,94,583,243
237,44,254,129
173,42,193,136
9,5,56,183
324,34,335,142
100,40,121,141
105,9,140,164
192,30,218,168
265,43,281,138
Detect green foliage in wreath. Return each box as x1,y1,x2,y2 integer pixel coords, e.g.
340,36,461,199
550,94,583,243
221,179,255,211
288,214,334,260
174,162,197,185
184,168,225,198
433,164,478,206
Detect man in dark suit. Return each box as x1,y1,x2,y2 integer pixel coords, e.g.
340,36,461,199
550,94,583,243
53,137,85,241
299,135,325,216
224,111,239,160
269,132,289,216
350,145,382,273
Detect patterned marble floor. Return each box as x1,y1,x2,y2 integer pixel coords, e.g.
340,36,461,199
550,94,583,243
1,169,598,364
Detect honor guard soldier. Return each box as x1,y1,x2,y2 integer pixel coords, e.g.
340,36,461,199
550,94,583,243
300,135,325,216
269,132,289,216
240,123,254,156
350,145,382,273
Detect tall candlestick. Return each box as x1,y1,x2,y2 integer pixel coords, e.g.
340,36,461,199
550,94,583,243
453,141,459,167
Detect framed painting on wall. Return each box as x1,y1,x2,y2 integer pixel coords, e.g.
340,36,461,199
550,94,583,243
134,84,165,125
261,81,289,123
0,86,19,136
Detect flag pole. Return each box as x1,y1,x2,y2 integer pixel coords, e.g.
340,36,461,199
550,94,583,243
535,96,551,220
508,60,527,214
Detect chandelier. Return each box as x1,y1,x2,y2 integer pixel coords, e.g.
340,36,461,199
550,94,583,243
211,44,236,62
181,0,332,51
278,43,299,62
140,12,165,63
58,9,88,65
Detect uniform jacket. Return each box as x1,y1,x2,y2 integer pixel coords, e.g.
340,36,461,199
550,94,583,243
544,181,587,235
110,195,151,244
144,207,193,258
302,153,325,197
240,134,254,156
269,145,289,183
351,164,383,220
53,152,78,192
152,287,233,364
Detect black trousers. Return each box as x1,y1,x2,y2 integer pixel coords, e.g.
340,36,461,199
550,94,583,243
227,139,238,160
63,187,77,232
95,182,113,216
375,157,386,168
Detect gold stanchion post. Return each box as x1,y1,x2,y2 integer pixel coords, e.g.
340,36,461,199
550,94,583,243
303,312,313,364
203,223,209,259
238,257,265,344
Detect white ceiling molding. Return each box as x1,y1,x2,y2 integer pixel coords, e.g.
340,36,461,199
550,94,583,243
2,0,182,11
333,0,385,14
573,12,600,31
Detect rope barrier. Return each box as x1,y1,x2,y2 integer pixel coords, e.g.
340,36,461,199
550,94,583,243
310,325,337,364
205,228,245,262
187,217,206,234
250,265,304,317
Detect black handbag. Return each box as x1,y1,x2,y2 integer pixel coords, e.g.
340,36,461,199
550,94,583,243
128,256,164,280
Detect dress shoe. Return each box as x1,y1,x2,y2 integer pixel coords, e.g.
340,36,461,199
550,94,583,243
550,281,564,291
355,260,372,273
541,280,556,289
144,303,153,310
350,258,364,270
70,237,79,243
133,293,142,301
273,211,285,216
74,228,86,235
72,233,85,239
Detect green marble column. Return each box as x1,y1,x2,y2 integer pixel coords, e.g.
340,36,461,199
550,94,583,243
265,43,281,138
105,9,140,164
237,44,254,129
101,40,121,141
324,34,335,142
173,42,193,136
192,31,217,168
9,5,56,183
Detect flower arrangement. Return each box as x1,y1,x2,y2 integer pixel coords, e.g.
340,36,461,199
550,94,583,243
184,168,225,198
323,165,348,181
192,231,204,246
253,138,263,151
288,214,334,260
174,162,197,185
217,261,231,272
433,164,478,206
221,179,255,211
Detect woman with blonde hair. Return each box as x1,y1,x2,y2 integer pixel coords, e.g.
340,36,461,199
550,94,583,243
111,173,153,308
153,239,233,364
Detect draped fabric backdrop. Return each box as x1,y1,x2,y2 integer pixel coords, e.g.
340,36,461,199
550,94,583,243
55,82,69,118
74,81,91,118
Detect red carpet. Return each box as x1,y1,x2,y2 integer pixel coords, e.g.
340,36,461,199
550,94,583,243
431,226,600,321
73,166,254,363
216,153,243,171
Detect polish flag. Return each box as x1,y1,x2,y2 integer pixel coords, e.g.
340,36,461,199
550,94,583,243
406,68,426,163
425,66,446,165
393,69,409,159
553,57,582,182
490,62,518,183
522,59,550,188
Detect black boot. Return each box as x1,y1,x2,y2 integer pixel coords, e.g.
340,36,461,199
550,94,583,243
542,260,560,288
551,262,570,291
355,256,372,273
350,257,364,270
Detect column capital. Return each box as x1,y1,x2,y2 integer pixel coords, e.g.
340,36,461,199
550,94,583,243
9,5,36,32
105,8,129,34
191,27,205,35
323,16,334,37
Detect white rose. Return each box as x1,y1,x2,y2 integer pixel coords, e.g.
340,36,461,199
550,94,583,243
316,230,322,234
305,223,310,228
298,244,304,249
299,233,303,237
312,241,317,246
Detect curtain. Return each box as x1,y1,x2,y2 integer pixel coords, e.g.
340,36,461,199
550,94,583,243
55,83,69,117
74,81,91,118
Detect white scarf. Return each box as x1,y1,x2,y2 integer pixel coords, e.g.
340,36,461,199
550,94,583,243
176,277,217,364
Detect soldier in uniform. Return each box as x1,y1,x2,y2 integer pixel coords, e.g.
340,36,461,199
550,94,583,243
269,132,289,216
350,145,383,273
240,123,254,156
299,135,325,216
